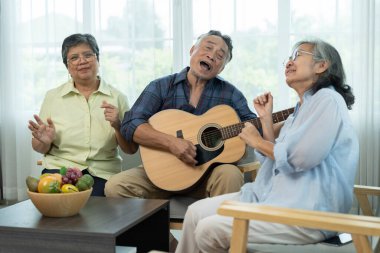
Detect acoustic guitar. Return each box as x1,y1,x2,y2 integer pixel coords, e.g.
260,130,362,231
140,104,294,192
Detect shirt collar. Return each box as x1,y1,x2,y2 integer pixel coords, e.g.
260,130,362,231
302,88,314,102
172,67,223,86
303,85,335,103
293,88,315,116
59,76,111,97
294,85,334,114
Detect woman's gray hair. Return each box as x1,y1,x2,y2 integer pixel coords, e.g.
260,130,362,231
293,39,355,109
61,33,99,68
195,30,233,64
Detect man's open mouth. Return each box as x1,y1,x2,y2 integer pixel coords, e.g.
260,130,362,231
200,61,211,71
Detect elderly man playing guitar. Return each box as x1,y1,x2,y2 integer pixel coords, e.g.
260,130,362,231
105,30,259,199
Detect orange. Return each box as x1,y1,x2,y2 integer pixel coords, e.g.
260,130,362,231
37,176,61,193
40,173,62,185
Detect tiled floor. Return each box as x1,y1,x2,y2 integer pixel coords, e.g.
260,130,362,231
171,229,182,241
0,201,18,209
115,246,137,253
96,230,183,253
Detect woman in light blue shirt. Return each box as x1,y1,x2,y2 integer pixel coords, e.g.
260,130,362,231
176,39,359,253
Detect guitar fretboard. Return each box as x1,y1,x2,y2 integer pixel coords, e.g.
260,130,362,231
220,107,295,140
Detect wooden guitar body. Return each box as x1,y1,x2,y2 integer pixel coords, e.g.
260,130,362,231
140,105,245,192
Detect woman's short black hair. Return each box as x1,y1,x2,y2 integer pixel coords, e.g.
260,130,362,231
61,33,99,68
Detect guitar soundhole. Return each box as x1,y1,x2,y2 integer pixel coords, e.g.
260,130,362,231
200,126,222,149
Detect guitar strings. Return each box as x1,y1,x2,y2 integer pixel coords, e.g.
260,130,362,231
183,108,295,143
180,130,222,144
201,122,245,140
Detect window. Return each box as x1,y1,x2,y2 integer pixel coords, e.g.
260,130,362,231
12,0,358,112
1,0,379,201
192,0,356,111
18,0,173,111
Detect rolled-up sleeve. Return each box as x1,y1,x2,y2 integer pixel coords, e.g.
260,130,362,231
120,81,164,142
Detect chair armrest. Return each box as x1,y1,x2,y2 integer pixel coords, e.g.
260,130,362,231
218,201,380,253
354,185,380,217
354,185,380,196
218,201,380,236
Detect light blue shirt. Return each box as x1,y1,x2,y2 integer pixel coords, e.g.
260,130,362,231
240,87,359,236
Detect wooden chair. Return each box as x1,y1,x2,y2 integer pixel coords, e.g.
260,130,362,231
218,185,380,253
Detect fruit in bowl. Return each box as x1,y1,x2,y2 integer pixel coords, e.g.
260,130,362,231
26,167,94,217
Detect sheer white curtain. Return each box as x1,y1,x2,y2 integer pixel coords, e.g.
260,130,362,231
0,1,71,200
351,0,380,213
0,0,174,201
0,1,42,201
0,0,379,203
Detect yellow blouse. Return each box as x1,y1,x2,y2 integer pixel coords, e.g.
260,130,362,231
39,78,129,180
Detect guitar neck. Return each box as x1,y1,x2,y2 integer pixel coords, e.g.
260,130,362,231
220,107,295,140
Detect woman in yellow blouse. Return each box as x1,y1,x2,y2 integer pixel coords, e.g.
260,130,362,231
28,33,137,196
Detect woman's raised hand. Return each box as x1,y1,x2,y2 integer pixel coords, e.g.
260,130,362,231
253,92,273,119
101,101,120,129
28,115,56,145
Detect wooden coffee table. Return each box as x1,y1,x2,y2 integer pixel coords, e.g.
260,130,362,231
0,197,169,253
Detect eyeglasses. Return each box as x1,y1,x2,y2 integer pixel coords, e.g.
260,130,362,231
67,52,97,65
283,50,315,66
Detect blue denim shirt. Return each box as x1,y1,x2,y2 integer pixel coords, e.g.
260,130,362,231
121,67,257,142
240,87,359,237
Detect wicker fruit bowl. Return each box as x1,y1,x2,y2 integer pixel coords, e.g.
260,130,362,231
27,188,92,217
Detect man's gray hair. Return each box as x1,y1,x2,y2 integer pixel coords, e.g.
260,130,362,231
195,30,233,63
